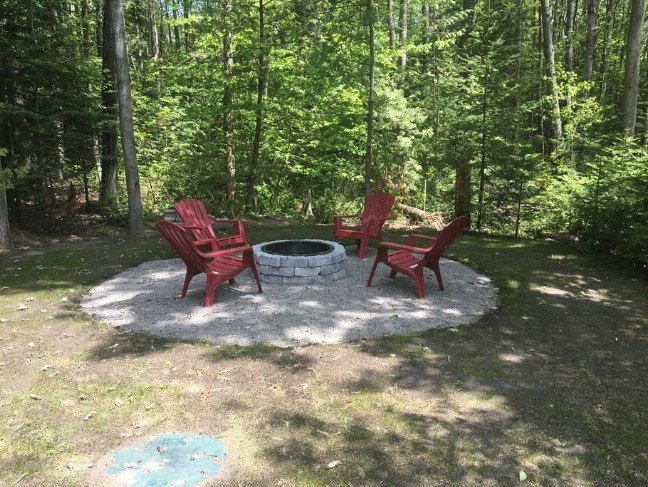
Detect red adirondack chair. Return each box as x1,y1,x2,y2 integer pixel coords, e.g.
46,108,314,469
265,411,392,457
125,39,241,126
366,216,468,299
156,220,262,307
332,192,395,260
174,198,247,251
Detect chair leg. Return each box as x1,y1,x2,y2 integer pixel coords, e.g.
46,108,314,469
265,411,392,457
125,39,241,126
204,276,219,307
366,255,381,287
250,261,263,293
229,278,237,286
182,268,199,298
431,261,444,291
389,269,397,279
358,237,369,260
414,271,426,299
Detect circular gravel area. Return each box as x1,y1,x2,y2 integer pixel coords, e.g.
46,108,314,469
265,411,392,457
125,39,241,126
81,248,497,347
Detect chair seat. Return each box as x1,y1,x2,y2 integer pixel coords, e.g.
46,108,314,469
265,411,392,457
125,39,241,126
156,220,262,307
206,255,244,276
388,250,420,269
366,216,468,298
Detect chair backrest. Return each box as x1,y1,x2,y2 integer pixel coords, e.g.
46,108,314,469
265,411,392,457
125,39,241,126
360,192,395,235
174,198,215,242
156,220,204,271
362,192,395,220
421,216,468,266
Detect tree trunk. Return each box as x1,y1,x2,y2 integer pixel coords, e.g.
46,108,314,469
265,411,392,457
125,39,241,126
101,0,119,205
0,157,12,251
584,0,601,88
365,0,375,199
399,0,408,71
246,0,269,210
453,0,478,225
109,0,145,236
540,0,564,147
622,0,645,135
565,0,575,72
477,66,488,231
644,100,648,147
149,0,160,59
422,3,430,73
387,0,396,50
223,0,236,207
599,0,618,102
395,203,443,228
183,0,191,48
514,177,523,238
172,2,181,48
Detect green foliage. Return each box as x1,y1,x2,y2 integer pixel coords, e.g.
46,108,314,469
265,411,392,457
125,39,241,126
0,0,645,259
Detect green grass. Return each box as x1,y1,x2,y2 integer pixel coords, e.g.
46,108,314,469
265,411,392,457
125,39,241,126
0,222,646,485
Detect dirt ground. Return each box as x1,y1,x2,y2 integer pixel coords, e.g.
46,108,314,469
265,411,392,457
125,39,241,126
0,222,646,486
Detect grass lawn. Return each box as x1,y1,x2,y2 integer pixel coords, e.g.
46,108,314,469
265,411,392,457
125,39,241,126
0,222,646,486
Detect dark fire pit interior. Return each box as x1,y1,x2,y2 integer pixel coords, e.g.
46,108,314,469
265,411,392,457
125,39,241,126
261,240,334,256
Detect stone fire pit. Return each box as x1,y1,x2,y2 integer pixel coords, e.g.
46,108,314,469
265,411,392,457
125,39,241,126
253,239,347,285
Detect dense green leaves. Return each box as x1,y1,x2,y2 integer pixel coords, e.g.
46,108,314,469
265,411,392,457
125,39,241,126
0,0,646,259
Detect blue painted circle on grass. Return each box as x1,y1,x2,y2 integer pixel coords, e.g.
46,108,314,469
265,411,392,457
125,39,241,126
107,433,226,486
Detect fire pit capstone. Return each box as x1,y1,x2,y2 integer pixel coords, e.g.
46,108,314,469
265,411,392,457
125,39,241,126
253,239,347,285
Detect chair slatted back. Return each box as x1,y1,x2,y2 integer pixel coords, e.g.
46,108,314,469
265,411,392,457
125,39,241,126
420,216,468,267
360,192,395,235
156,220,204,272
174,198,215,242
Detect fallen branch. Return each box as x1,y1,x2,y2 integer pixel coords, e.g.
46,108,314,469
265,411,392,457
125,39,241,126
395,203,443,229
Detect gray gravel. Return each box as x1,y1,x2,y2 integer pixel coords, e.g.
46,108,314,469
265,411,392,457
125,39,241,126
81,248,497,347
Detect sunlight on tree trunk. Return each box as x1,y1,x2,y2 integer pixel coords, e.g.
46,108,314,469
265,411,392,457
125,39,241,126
622,0,645,135
110,0,144,236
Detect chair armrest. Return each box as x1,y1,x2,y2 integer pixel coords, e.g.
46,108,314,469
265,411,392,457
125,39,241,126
379,241,430,254
405,233,437,246
197,245,254,259
193,238,213,247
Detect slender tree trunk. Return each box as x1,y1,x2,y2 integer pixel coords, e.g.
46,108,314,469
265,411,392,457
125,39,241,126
454,0,478,224
422,3,430,73
246,0,269,210
387,0,396,50
514,177,523,237
599,0,618,102
584,0,601,88
223,0,236,206
538,6,547,157
149,0,160,59
183,0,191,49
81,0,93,207
622,0,645,135
101,0,119,205
399,0,408,71
476,74,487,231
565,0,576,72
477,0,491,231
0,156,12,251
109,0,144,236
644,99,648,146
365,0,375,199
540,0,564,147
172,2,181,48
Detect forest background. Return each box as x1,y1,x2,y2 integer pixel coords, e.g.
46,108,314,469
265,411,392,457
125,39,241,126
0,0,646,262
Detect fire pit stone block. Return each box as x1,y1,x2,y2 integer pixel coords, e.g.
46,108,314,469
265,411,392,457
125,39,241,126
253,239,348,285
